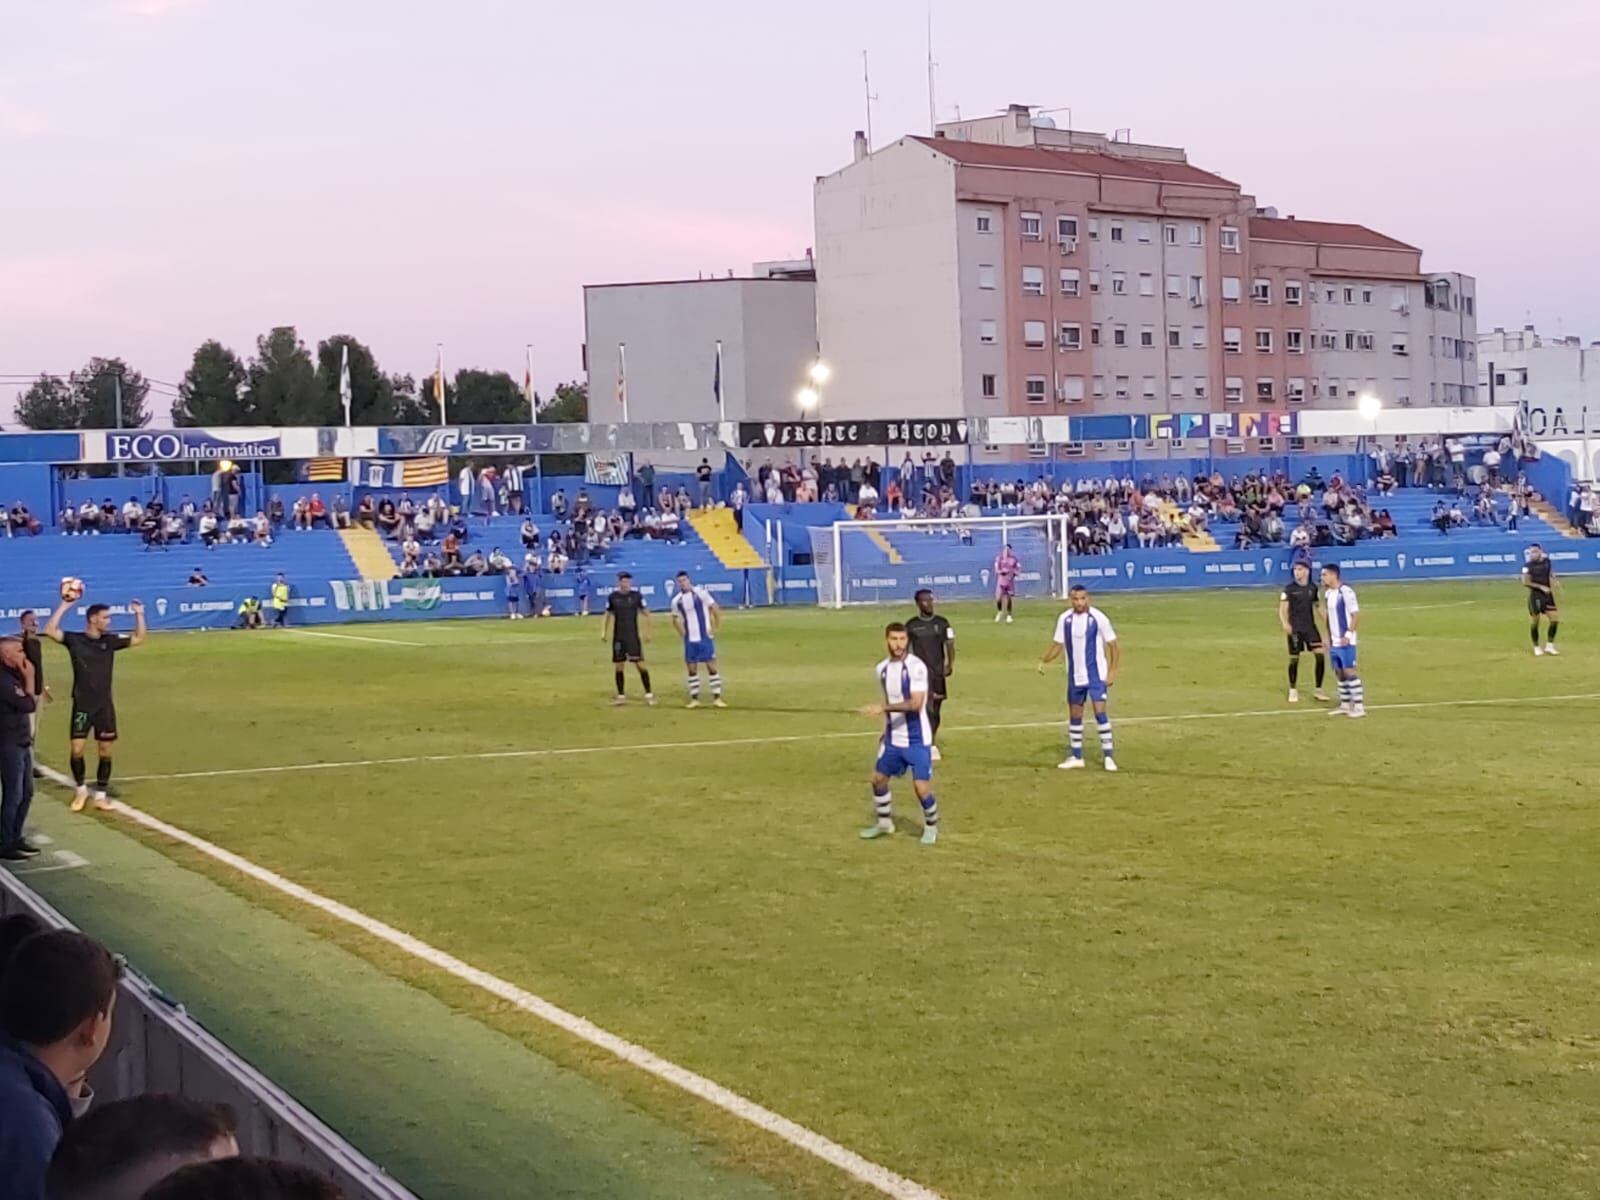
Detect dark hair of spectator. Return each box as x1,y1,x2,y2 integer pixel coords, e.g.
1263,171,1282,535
19,609,34,621
86,604,110,619
0,930,121,1045
47,1094,238,1200
617,572,631,581
140,1157,345,1200
0,912,46,986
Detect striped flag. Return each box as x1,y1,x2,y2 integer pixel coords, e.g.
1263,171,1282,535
338,344,352,426
713,340,723,420
302,457,347,483
433,344,446,423
616,343,628,420
401,456,450,488
524,344,535,411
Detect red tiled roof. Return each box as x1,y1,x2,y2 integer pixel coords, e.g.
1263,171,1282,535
911,136,1237,189
1250,216,1418,253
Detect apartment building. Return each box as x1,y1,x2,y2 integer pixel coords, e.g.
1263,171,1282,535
814,105,1477,456
1478,326,1599,436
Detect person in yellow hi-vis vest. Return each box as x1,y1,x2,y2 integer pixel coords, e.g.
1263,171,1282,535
270,574,291,628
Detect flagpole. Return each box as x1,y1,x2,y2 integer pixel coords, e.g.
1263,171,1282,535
715,339,725,422
435,343,447,425
617,342,629,423
524,344,535,421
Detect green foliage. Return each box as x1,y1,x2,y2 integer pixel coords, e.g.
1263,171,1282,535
15,374,78,430
16,358,151,430
172,340,248,427
246,326,334,427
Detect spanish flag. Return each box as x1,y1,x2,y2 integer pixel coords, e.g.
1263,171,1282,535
401,456,450,488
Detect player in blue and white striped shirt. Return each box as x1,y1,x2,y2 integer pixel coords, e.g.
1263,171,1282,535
1321,564,1366,718
1037,585,1121,771
670,571,725,708
860,623,940,845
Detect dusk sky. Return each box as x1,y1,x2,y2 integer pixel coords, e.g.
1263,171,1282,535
2,0,1595,423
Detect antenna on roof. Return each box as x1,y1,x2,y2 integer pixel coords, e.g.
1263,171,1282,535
926,3,938,135
862,51,879,150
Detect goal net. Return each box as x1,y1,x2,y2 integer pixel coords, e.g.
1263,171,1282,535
810,514,1070,608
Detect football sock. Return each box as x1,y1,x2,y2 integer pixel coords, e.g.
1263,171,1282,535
1095,711,1114,757
687,675,701,699
1531,623,1541,647
639,669,653,692
919,791,939,828
614,669,626,696
95,758,113,790
708,672,723,698
70,755,86,786
1547,622,1558,644
1314,654,1326,688
1338,681,1352,706
1288,657,1300,687
872,785,893,829
1348,677,1365,708
1068,718,1085,759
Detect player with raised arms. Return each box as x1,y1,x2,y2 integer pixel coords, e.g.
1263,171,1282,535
1278,560,1330,703
1522,543,1560,656
860,622,940,845
670,571,725,708
905,589,955,761
1037,584,1120,771
43,585,146,811
1321,564,1366,718
993,543,1020,623
602,571,655,706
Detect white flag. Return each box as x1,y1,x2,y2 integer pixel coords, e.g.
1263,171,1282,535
339,344,352,426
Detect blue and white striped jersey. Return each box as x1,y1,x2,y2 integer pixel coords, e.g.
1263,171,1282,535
1325,584,1360,644
1052,607,1118,688
876,654,932,748
671,586,718,644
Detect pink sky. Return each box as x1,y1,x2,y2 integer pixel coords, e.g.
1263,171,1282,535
2,0,1596,423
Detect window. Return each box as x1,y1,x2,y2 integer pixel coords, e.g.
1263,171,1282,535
1137,221,1153,243
1060,268,1081,297
1222,276,1242,303
1223,326,1242,353
1361,287,1374,305
1310,378,1321,400
1088,218,1100,241
1140,326,1155,348
1191,325,1207,349
1318,331,1337,351
1022,266,1045,296
1024,375,1048,403
1110,220,1125,242
1166,274,1182,298
1188,224,1204,247
1493,372,1506,387
1193,378,1208,401
1021,212,1043,239
1256,378,1275,402
1022,320,1047,348
1056,215,1078,241
1167,328,1182,348
1059,323,1082,350
1111,272,1128,296
1089,270,1102,294
975,210,994,234
1518,368,1529,385
1142,376,1157,398
979,319,997,345
1112,324,1128,347
1189,275,1205,303
1220,226,1240,252
1284,281,1303,306
1357,332,1375,352
1092,375,1105,397
977,264,996,290
1114,375,1130,399
1060,375,1086,402
981,373,996,398
1390,286,1408,312
1343,286,1355,304
1344,331,1358,351
1090,324,1102,346
1168,375,1185,398
1464,295,1475,316
1164,224,1179,245
1225,377,1244,403
1138,273,1155,297
1286,329,1305,354
1391,333,1409,356
1326,379,1340,399
1251,279,1271,303
1255,329,1273,353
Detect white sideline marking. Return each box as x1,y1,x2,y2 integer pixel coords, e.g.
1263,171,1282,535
31,765,944,1200
10,849,89,875
282,629,425,647
117,691,1600,784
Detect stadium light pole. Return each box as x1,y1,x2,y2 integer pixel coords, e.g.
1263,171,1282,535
1357,393,1382,482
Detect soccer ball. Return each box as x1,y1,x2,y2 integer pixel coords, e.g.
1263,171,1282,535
60,576,85,602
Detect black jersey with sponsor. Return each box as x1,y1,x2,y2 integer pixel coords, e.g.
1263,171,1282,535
1525,558,1553,589
905,613,952,678
606,589,647,637
1281,580,1319,632
61,630,130,707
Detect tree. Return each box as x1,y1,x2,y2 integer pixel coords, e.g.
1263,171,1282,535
315,335,393,425
385,373,437,425
71,357,151,429
172,340,249,426
450,369,528,424
537,381,587,424
15,375,78,430
245,326,335,427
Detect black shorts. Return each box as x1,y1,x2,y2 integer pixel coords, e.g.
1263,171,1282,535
1286,630,1323,655
612,634,644,663
1528,591,1557,617
70,702,117,742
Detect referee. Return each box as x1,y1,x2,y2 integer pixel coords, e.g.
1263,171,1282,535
906,588,956,760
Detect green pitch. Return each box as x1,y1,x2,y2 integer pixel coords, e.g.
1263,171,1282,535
15,579,1600,1199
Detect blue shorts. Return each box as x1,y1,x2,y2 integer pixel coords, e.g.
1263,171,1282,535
1330,645,1358,672
1067,682,1109,707
683,637,716,665
875,743,933,782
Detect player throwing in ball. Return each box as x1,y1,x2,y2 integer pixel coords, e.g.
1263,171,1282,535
1037,585,1119,771
993,543,1020,623
43,592,146,811
860,622,940,845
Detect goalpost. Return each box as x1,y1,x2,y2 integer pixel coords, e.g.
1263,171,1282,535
810,513,1071,608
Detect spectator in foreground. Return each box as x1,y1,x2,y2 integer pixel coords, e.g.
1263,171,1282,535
47,1095,239,1200
0,913,46,984
0,930,122,1200
140,1158,344,1200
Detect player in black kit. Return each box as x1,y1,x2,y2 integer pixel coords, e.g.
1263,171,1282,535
44,595,146,812
1277,560,1328,704
905,588,956,760
1522,543,1560,656
602,572,656,705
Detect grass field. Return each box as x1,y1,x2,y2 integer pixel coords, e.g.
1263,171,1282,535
13,578,1600,1199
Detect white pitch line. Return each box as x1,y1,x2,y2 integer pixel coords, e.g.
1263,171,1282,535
116,690,1600,785
31,765,944,1200
281,628,425,647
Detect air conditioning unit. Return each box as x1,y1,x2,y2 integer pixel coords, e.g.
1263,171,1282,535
1060,442,1086,458
1026,442,1049,459
1170,438,1186,450
1114,439,1132,451
1226,439,1247,454
1287,392,1306,405
1058,237,1078,254
1093,440,1109,451
1288,436,1307,451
